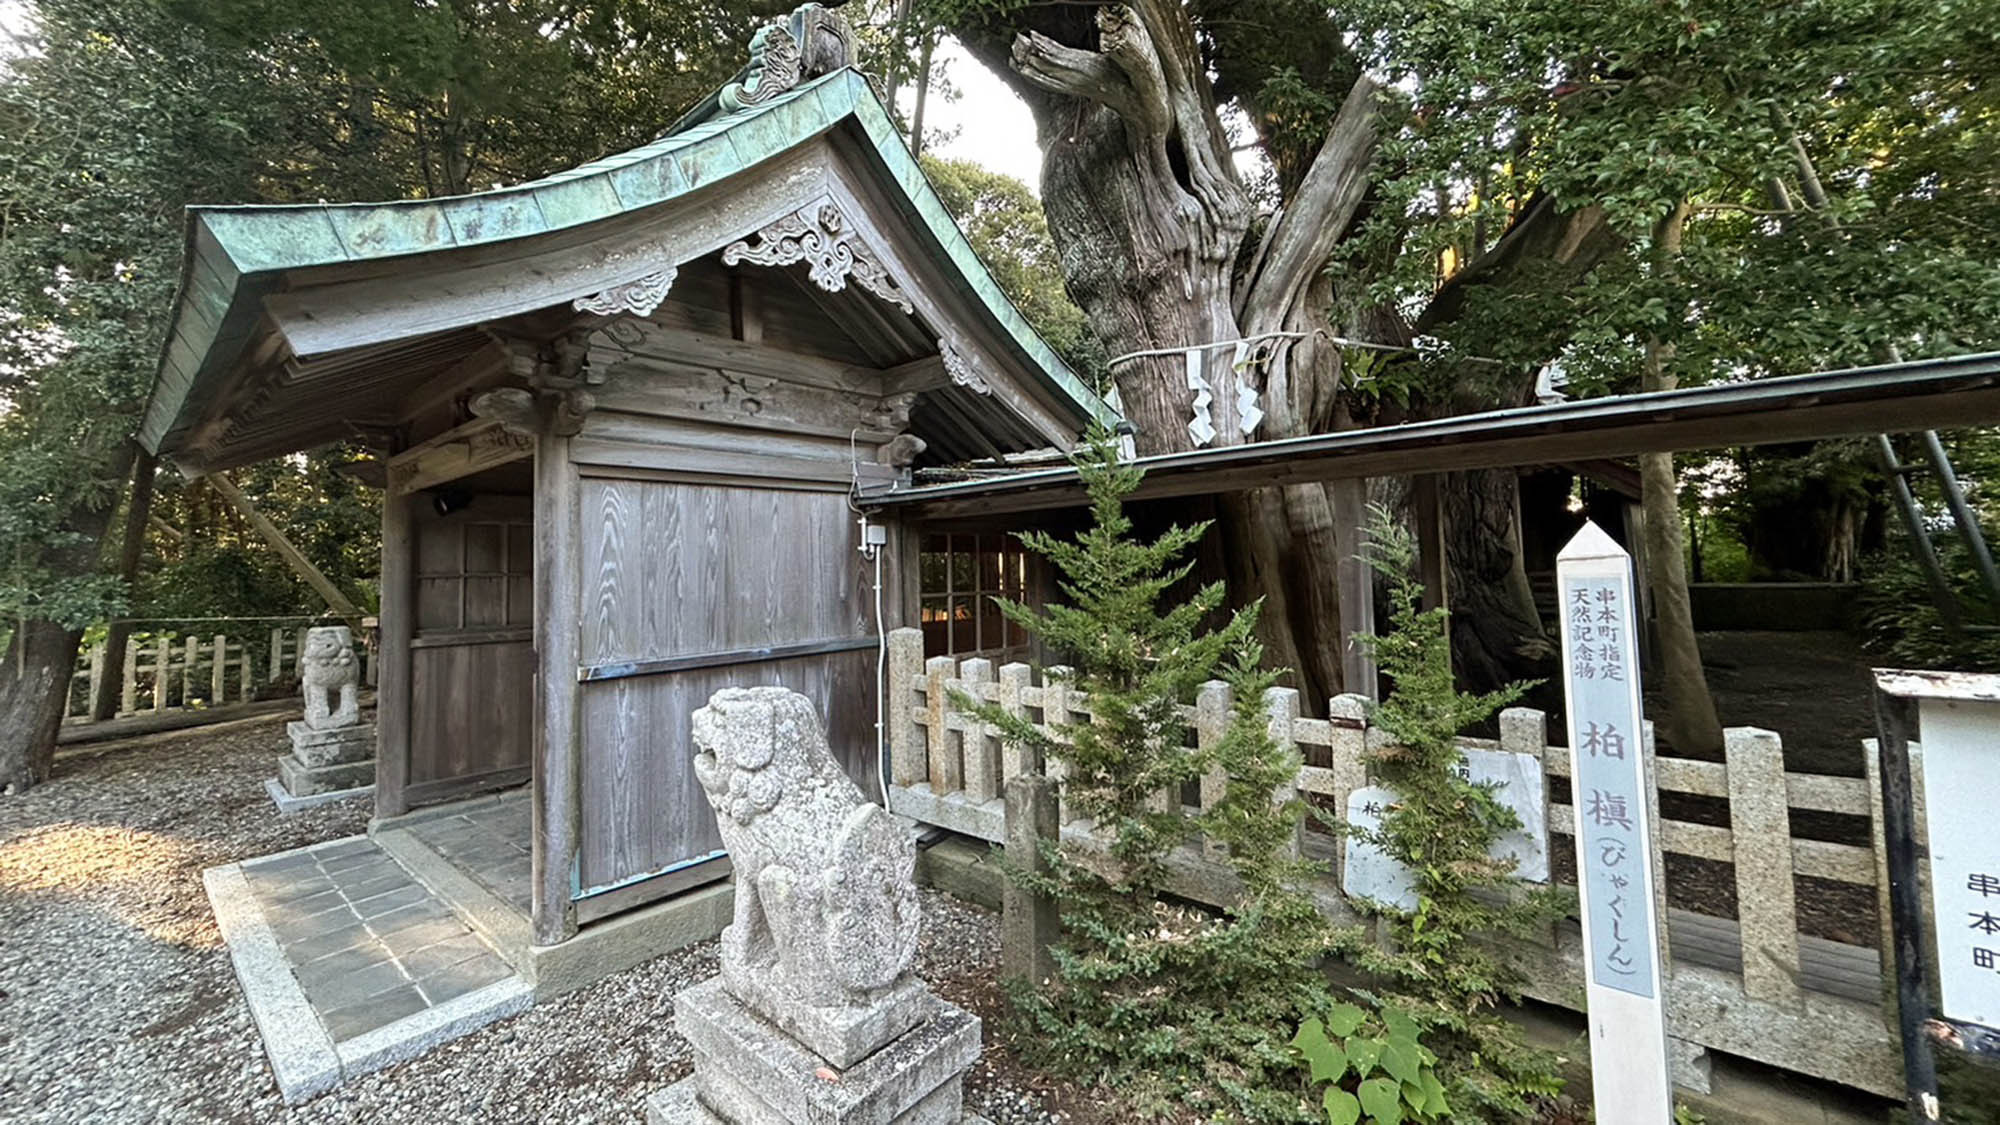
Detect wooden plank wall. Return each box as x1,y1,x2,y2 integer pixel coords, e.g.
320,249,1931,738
572,477,877,894
406,498,535,804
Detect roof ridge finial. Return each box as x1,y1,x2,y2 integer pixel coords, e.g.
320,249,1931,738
720,3,858,112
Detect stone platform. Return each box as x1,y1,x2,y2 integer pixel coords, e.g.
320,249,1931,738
648,978,987,1125
277,720,376,798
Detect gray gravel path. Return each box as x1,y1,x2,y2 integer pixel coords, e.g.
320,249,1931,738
0,716,1065,1123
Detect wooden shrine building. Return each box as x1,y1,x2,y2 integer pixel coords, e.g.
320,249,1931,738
139,5,1108,974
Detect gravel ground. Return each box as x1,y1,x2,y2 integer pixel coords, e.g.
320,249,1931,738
0,716,1097,1124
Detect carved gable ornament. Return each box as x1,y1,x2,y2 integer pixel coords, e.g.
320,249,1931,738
573,266,679,318
722,199,915,315
719,3,857,112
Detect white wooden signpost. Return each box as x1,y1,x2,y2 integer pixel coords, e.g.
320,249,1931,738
1556,521,1672,1122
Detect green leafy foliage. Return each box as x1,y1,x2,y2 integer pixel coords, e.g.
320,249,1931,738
1293,1000,1450,1125
965,428,1339,1121
1337,0,2000,391
918,153,1100,385
1340,507,1566,1120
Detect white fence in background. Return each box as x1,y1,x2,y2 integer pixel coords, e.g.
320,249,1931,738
65,620,375,722
880,627,1905,1099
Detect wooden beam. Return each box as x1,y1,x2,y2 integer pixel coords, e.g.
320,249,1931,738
590,319,879,395
386,417,535,495
532,427,583,946
205,471,365,621
862,360,2000,519
880,355,948,396
396,340,510,419
374,493,415,820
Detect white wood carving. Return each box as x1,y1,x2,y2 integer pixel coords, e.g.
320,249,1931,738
573,266,678,318
722,201,915,315
938,338,992,396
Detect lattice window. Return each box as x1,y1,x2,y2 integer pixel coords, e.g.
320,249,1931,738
919,532,1031,663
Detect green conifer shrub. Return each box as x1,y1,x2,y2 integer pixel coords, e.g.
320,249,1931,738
966,429,1336,1121
1337,505,1566,1120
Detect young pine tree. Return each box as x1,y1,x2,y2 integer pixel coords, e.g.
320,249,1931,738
1345,505,1565,1120
968,429,1335,1121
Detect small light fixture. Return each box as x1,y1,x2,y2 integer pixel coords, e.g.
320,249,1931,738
432,488,474,517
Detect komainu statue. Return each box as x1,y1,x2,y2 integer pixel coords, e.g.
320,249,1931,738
299,625,360,731
654,686,985,1123
691,686,921,1013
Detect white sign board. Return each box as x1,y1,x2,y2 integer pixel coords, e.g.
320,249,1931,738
1342,752,1549,911
1916,697,2000,1029
1557,522,1671,1123
1344,785,1416,911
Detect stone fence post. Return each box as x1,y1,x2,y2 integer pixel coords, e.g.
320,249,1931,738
1002,772,1060,987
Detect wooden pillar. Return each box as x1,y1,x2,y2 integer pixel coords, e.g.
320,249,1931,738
375,491,415,821
94,449,157,721
1329,476,1378,700
532,428,583,947
1412,474,1448,614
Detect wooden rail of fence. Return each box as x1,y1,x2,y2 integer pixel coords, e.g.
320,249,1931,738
880,627,1904,1098
65,622,375,723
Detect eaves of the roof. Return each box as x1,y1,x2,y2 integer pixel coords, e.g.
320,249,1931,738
141,68,1111,456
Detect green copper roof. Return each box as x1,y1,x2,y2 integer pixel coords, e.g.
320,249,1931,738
142,67,1110,456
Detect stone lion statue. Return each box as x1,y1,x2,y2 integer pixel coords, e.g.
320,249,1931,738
691,686,920,1012
299,625,360,731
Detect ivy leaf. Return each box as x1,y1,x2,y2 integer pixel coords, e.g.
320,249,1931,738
1323,1087,1362,1125
1358,1076,1403,1124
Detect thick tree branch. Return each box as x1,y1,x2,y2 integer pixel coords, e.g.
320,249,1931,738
1415,192,1622,336
1008,29,1144,122
1241,74,1380,331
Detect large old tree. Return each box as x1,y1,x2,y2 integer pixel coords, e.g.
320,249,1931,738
935,0,1618,707
926,0,2000,741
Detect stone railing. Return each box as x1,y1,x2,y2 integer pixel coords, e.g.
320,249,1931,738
66,619,376,723
880,628,1903,1098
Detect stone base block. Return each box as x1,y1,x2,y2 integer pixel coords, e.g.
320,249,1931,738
278,754,377,798
286,721,376,768
264,776,374,815
720,962,934,1068
646,1077,994,1125
662,976,979,1125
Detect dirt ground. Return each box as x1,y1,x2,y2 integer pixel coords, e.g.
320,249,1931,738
1636,630,1883,945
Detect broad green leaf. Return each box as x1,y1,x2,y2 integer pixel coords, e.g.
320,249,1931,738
1324,1002,1367,1038
1420,1073,1450,1116
1358,1076,1403,1124
1381,1007,1420,1042
1347,1036,1383,1075
1379,1040,1418,1085
1293,1017,1329,1052
1307,1041,1349,1085
1323,1087,1362,1125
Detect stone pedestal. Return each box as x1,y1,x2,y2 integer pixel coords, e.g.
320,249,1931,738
276,720,376,797
647,978,990,1125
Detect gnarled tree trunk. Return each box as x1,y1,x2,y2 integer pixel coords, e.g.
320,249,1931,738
0,447,137,793
954,3,1623,703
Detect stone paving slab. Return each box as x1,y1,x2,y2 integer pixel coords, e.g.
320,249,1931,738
404,793,534,914
213,834,530,1102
